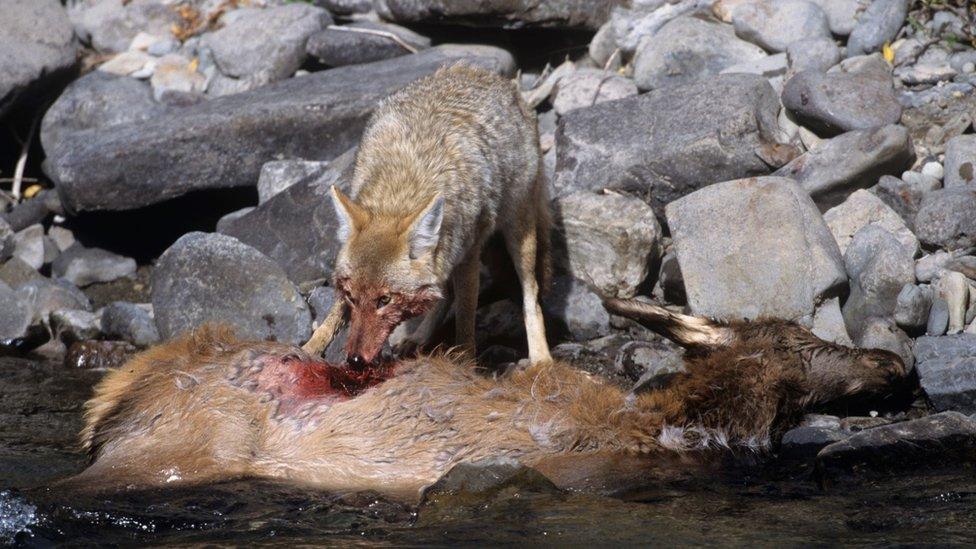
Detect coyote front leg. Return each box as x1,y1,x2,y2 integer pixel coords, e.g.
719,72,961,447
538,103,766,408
302,299,347,356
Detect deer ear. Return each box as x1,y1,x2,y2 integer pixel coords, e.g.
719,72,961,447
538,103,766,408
407,195,443,259
330,186,369,242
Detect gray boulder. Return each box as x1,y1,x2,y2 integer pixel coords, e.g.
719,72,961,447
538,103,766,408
842,225,916,339
542,276,611,342
0,257,43,289
944,135,975,188
257,160,331,205
915,188,976,251
0,0,78,115
316,0,372,16
915,335,976,413
17,278,91,325
873,174,940,232
934,271,970,335
554,73,783,219
894,283,932,330
374,0,616,30
846,0,909,57
51,245,137,287
807,0,860,35
774,126,915,210
306,21,430,68
632,16,767,91
856,317,914,369
928,297,950,336
781,70,902,136
553,191,660,299
0,281,31,341
0,219,12,262
822,189,918,256
666,176,846,321
731,0,831,53
11,225,45,271
101,301,159,347
202,4,332,94
152,232,311,345
44,45,515,213
68,0,179,54
551,68,637,116
786,37,841,74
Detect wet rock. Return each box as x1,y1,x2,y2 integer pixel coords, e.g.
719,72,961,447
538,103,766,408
219,148,357,287
553,191,660,299
0,257,43,289
944,135,975,188
551,68,637,116
0,281,31,342
306,21,430,68
811,297,853,346
894,283,932,330
18,278,91,326
846,0,909,57
152,232,311,344
807,0,860,35
823,189,918,256
666,176,846,321
257,160,331,205
375,0,616,30
101,302,159,347
915,188,976,251
0,0,78,115
543,275,611,342
631,16,766,91
50,309,102,345
842,225,916,339
68,0,178,54
873,174,940,232
781,425,848,459
856,317,914,369
51,245,137,287
774,125,914,209
934,272,970,335
11,225,45,271
554,73,782,218
786,37,841,74
45,45,514,213
731,0,831,53
202,4,331,94
64,340,136,370
928,297,949,336
781,69,902,136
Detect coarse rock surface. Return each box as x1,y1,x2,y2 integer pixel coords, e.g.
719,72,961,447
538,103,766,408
51,245,137,287
44,45,515,213
551,68,637,116
543,276,611,342
666,176,846,321
842,225,916,340
0,0,78,115
101,301,159,347
823,189,918,256
846,0,909,57
944,135,976,188
553,191,661,299
632,16,766,91
17,278,91,326
781,69,903,136
374,0,619,30
68,0,179,54
554,73,783,219
915,335,976,414
731,0,832,53
872,174,939,232
306,21,431,68
786,37,841,74
257,160,332,205
807,0,860,35
775,125,915,209
151,232,311,345
915,188,976,251
0,281,31,341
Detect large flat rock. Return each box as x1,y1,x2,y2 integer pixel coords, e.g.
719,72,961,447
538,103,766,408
43,45,515,213
374,0,620,30
915,334,976,414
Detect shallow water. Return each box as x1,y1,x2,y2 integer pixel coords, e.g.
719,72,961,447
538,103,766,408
3,356,976,546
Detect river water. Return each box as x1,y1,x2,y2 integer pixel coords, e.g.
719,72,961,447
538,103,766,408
2,355,975,546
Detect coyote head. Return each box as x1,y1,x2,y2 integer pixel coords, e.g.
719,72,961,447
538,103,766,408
329,186,444,367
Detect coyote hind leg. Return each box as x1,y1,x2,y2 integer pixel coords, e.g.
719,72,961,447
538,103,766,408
502,215,552,366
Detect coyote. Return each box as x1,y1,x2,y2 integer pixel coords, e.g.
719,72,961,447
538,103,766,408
65,298,907,498
302,64,553,367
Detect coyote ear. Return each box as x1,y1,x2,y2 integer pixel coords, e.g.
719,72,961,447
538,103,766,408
407,195,444,260
330,186,369,241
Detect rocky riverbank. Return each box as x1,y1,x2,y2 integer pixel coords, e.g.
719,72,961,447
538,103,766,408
1,0,976,476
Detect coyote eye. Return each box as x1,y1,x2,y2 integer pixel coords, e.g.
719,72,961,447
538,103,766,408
377,294,391,308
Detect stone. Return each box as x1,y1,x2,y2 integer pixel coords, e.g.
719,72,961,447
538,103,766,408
553,191,661,299
17,278,91,326
846,0,909,57
915,188,976,251
894,283,932,330
202,4,332,93
101,302,159,347
934,272,970,335
811,297,853,346
375,0,616,30
817,412,976,473
921,161,944,181
68,0,179,54
220,148,357,287
554,73,783,219
542,275,611,342
0,219,11,262
51,245,137,287
720,53,788,78
316,0,373,16
807,0,860,35
0,257,43,289
149,54,206,102
782,69,903,136
786,37,841,74
928,297,950,336
616,339,685,386
588,22,617,68
551,69,637,116
475,299,525,348
842,225,916,339
666,176,846,321
47,226,75,253
257,160,332,205
0,0,78,116
731,0,831,53
151,232,312,345
44,45,515,213
775,126,914,210
305,21,430,68
944,135,976,188
0,281,31,342
11,225,45,271
822,189,918,256
49,309,102,345
856,317,914,369
631,16,766,91
781,425,848,459
916,251,953,283
97,50,155,77
873,174,939,232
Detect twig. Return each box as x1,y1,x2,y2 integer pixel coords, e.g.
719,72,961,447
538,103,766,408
602,48,621,72
325,25,419,54
11,113,40,202
0,177,37,184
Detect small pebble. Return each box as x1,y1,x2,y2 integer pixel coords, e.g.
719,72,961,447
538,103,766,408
921,161,944,180
964,62,976,74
